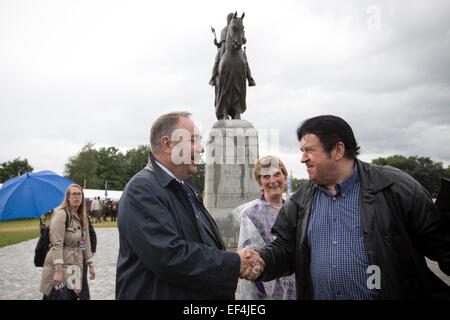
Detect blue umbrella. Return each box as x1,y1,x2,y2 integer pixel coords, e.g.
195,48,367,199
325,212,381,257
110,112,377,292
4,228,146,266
0,170,75,221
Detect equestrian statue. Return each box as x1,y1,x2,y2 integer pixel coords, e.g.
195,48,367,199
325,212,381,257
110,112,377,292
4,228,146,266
210,12,255,120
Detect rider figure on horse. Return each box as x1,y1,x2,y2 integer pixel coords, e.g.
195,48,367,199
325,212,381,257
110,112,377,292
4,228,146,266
209,12,255,88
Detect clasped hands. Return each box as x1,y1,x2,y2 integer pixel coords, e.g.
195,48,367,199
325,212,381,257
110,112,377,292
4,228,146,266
237,248,265,281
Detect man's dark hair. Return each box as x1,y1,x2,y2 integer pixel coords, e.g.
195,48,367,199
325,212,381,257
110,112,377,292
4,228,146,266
296,115,360,159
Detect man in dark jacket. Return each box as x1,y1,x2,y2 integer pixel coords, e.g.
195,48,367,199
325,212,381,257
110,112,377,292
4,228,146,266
115,111,263,299
256,115,450,299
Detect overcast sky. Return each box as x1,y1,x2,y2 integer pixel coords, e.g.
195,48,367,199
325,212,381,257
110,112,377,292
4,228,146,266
1,0,449,181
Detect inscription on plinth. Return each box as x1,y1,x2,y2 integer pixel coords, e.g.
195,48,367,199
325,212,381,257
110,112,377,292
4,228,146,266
204,120,260,248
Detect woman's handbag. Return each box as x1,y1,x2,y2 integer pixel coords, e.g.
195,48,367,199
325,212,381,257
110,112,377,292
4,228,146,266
46,284,78,300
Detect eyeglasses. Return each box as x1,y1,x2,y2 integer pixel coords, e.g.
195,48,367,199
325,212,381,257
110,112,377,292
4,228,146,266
70,192,83,197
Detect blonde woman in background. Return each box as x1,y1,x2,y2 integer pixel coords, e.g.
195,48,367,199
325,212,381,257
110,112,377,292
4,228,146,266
40,184,95,299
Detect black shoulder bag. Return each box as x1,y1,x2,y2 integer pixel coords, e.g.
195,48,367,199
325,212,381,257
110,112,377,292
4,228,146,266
34,210,70,267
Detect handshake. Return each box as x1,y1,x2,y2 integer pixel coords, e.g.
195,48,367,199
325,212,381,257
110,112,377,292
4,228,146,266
237,249,265,281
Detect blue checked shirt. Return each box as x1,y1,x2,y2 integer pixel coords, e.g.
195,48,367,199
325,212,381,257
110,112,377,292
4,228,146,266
307,164,379,300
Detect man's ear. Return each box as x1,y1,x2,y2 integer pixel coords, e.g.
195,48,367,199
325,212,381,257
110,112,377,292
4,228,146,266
334,142,346,160
160,136,172,154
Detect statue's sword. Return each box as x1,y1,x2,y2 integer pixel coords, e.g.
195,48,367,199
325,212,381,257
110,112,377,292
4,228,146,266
211,26,218,49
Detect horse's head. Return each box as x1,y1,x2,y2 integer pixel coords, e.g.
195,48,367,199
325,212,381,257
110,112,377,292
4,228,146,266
227,12,246,50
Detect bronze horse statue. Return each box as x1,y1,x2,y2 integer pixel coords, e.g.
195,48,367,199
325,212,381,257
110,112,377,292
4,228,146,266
214,12,253,120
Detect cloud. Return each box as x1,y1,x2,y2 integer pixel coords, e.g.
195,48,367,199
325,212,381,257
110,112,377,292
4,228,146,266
0,0,449,180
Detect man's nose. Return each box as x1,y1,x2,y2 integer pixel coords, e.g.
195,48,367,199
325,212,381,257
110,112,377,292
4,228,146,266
301,151,308,163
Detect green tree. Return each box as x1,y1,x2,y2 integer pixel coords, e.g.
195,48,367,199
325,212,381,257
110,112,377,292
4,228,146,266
190,161,205,193
64,143,148,190
124,145,150,182
0,158,34,183
372,155,444,194
444,165,450,179
290,177,308,193
96,146,127,190
64,142,101,189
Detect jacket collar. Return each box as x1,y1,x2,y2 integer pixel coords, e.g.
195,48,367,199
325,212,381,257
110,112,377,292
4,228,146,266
290,179,316,207
289,159,393,206
146,151,177,188
356,159,393,194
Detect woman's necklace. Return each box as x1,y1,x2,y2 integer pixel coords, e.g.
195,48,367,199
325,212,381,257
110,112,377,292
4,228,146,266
268,202,282,215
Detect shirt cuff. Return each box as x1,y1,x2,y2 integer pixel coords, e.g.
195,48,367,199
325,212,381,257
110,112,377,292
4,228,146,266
86,257,94,265
53,259,63,265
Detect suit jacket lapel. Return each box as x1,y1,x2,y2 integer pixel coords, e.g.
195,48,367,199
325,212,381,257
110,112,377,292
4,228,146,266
184,182,225,250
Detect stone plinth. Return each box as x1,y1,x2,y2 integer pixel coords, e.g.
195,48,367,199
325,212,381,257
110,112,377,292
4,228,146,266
204,120,260,248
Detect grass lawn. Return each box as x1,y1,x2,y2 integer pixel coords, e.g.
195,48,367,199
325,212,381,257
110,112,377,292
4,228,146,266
0,218,117,248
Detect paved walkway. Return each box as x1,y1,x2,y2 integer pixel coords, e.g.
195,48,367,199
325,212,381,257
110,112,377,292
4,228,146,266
0,227,448,300
0,228,118,300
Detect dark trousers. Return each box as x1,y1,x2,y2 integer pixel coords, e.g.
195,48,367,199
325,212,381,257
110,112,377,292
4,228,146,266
78,261,90,300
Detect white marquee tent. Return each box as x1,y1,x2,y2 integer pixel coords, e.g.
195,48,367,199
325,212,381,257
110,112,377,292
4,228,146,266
83,189,123,201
